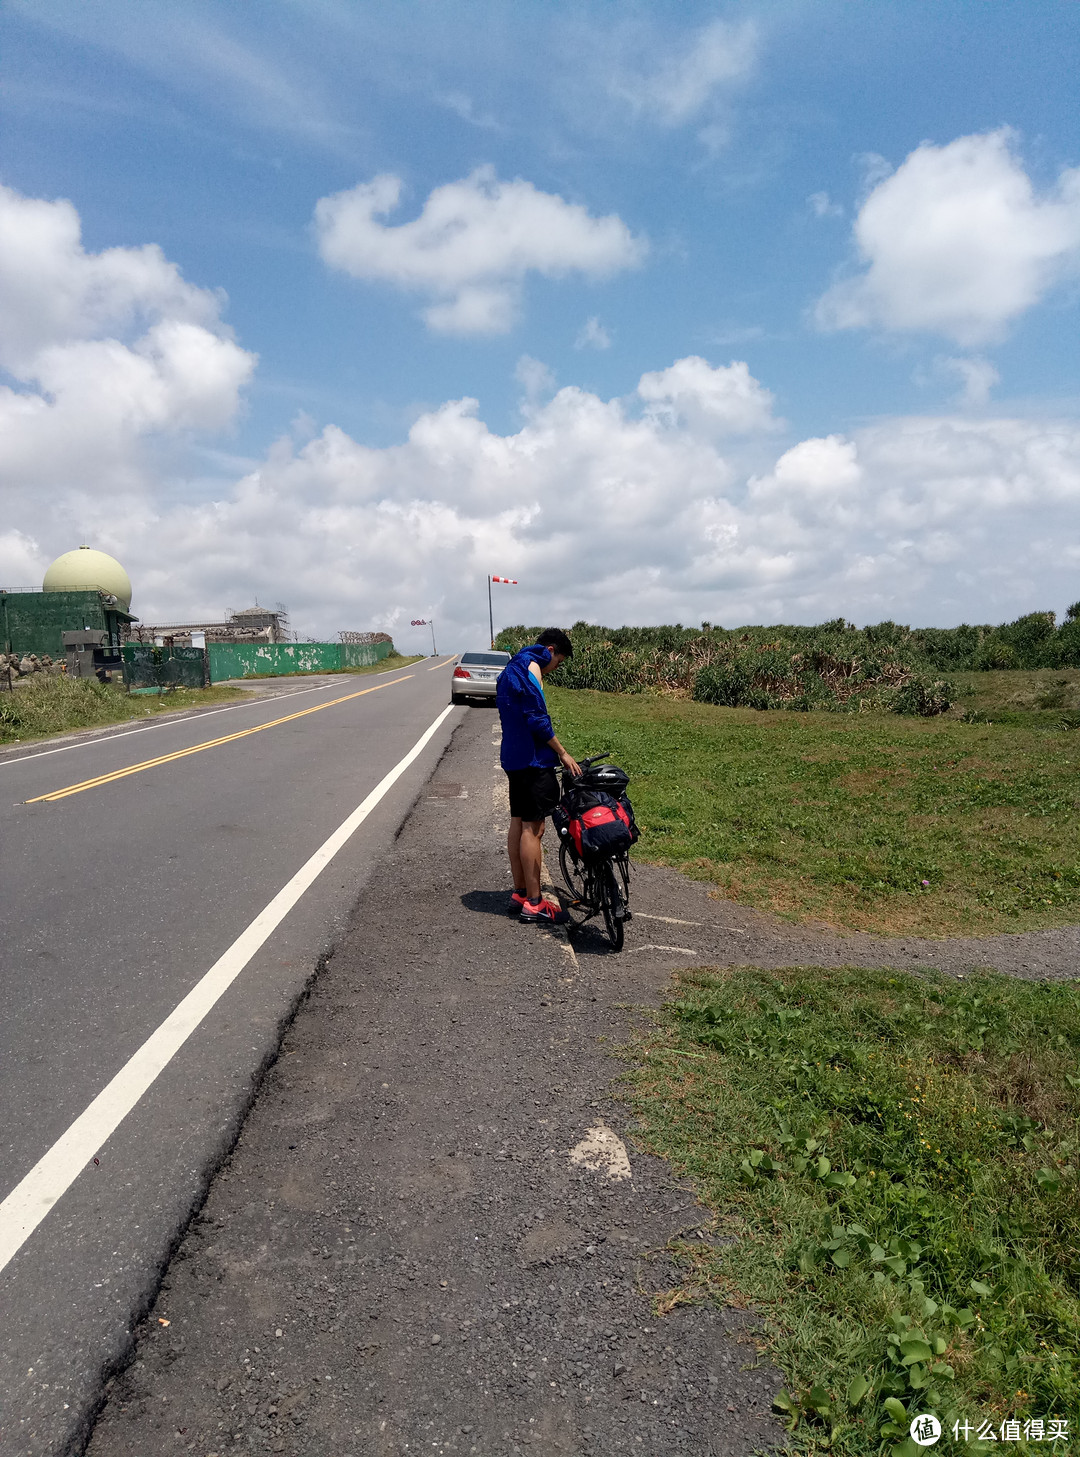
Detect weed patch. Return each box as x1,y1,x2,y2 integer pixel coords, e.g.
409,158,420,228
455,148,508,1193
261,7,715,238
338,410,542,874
0,677,242,744
624,965,1080,1453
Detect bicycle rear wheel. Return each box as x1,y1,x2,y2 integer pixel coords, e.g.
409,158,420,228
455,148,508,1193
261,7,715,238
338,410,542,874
599,860,625,951
559,839,588,906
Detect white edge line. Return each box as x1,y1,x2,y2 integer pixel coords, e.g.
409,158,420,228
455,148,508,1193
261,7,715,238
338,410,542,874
0,703,456,1277
634,913,703,927
628,944,699,954
0,666,419,770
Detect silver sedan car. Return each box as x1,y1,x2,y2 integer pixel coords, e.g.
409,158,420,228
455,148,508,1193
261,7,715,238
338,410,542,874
450,650,510,704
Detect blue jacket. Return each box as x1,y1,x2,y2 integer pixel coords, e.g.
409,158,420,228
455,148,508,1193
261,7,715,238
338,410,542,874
497,644,558,771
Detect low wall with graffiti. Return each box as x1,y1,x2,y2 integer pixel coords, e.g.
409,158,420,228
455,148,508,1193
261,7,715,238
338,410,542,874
207,639,392,682
123,643,210,689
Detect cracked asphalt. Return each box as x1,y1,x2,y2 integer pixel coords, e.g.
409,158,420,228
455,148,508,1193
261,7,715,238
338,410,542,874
84,706,1079,1457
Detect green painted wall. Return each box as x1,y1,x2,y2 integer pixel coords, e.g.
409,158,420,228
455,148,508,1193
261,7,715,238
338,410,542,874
0,590,130,657
207,639,391,682
341,641,391,669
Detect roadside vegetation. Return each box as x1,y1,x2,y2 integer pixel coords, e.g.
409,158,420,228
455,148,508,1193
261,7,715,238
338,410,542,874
499,610,1080,717
546,684,1080,937
623,964,1080,1455
0,675,243,744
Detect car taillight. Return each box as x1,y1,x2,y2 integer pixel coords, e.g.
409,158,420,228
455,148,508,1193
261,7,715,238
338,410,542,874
453,666,470,678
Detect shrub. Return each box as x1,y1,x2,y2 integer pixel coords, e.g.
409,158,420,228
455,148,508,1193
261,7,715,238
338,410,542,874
880,674,954,717
0,675,124,739
971,640,1018,671
499,608,1080,676
496,623,953,715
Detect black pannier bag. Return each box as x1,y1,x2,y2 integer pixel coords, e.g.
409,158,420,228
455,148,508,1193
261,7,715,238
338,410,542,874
557,779,640,860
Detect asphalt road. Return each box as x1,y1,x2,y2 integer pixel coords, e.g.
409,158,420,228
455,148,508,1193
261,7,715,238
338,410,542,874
0,658,461,1456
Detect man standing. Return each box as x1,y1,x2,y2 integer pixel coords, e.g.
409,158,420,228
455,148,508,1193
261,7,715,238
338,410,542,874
496,628,581,923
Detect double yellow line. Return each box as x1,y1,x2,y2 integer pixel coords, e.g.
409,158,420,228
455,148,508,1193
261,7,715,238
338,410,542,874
27,675,413,803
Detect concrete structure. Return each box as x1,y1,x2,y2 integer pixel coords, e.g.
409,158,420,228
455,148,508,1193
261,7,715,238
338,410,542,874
132,603,288,647
229,604,283,636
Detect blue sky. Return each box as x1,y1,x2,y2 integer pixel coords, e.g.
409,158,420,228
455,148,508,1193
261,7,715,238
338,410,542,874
2,2,1079,646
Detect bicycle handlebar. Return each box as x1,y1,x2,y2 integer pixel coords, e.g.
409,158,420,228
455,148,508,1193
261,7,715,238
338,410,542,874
560,750,610,791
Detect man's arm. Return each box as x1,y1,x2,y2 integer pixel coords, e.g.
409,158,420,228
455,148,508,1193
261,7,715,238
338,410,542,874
547,733,581,777
515,665,579,774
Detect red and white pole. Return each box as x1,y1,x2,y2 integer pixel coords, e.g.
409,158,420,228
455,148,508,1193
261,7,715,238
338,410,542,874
487,576,518,649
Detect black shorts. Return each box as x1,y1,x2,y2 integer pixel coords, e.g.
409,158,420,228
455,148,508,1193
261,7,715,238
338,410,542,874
506,766,561,822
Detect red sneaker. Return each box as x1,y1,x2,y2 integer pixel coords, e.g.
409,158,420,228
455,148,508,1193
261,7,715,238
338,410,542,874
519,897,570,925
508,890,529,915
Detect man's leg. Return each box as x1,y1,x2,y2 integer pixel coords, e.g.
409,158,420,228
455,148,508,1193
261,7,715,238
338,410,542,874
507,817,525,891
518,818,545,901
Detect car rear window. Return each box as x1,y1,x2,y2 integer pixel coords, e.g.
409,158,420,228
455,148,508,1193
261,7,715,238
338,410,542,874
460,652,510,666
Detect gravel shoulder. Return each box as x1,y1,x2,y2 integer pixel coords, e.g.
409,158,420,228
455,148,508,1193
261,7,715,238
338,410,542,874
83,708,1078,1457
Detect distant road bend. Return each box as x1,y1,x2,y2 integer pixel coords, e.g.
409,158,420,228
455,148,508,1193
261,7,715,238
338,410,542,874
0,658,461,1455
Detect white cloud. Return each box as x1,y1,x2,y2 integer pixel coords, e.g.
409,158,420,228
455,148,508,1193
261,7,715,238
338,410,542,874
0,183,221,373
0,185,255,497
808,191,843,219
8,5,348,151
750,435,861,502
18,359,1080,643
575,315,611,350
438,91,500,131
817,129,1080,344
936,356,1000,408
0,528,47,591
314,167,646,334
620,18,757,125
515,354,557,404
637,357,781,435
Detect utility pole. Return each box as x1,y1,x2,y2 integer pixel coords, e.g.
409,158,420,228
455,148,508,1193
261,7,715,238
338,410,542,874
488,575,518,649
429,619,437,655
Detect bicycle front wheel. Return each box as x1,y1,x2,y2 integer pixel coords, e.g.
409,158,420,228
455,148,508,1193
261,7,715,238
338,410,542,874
599,860,625,951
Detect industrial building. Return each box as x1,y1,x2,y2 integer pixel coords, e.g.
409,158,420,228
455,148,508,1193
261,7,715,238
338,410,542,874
2,549,395,686
1,547,137,667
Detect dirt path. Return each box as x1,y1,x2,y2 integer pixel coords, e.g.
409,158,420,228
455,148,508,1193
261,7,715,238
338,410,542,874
84,709,1078,1457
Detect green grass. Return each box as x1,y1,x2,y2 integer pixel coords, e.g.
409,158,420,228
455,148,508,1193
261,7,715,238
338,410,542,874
623,965,1080,1453
0,676,243,744
546,683,1080,937
236,653,424,679
950,670,1080,728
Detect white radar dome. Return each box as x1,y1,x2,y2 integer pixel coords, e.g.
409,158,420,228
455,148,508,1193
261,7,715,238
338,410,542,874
42,546,132,612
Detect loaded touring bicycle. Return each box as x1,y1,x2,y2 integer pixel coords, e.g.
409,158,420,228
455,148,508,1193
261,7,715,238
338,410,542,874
552,752,639,951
